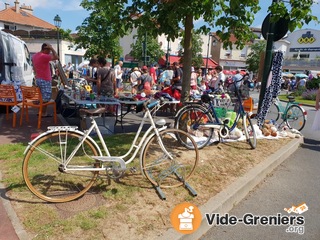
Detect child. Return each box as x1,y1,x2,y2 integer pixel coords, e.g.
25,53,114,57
200,79,207,92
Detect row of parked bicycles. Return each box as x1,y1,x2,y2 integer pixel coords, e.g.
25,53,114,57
21,79,306,203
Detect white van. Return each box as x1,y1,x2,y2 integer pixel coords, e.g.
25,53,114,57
0,30,34,99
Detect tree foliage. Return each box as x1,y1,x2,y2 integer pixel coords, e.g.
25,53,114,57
77,0,318,102
130,28,164,66
178,30,204,69
246,40,266,75
74,2,123,59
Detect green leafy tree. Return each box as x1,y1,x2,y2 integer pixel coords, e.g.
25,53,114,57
59,28,73,42
78,0,318,102
130,28,164,65
178,30,203,69
74,6,122,59
246,40,267,75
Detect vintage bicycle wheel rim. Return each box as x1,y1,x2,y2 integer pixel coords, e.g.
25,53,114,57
243,114,257,149
22,131,100,203
174,105,214,149
141,129,199,188
285,105,306,131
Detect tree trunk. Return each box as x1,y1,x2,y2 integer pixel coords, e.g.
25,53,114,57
181,14,193,104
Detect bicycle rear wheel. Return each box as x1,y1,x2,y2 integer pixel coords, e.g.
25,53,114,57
243,113,257,149
174,105,214,149
285,105,306,131
141,129,199,188
265,102,280,122
22,131,100,203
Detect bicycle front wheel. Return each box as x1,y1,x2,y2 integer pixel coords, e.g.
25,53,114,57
174,105,214,149
285,105,306,131
141,129,199,188
243,113,257,149
22,131,100,203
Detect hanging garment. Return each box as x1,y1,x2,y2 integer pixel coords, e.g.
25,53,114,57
257,51,284,127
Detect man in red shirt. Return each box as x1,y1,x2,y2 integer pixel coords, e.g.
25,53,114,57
32,43,59,117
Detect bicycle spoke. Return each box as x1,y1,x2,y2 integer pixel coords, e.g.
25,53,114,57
23,131,100,203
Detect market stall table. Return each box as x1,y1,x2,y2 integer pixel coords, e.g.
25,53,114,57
62,92,120,134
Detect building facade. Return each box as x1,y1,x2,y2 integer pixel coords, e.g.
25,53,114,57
0,1,85,68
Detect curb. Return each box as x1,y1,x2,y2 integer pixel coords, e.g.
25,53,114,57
157,137,303,240
0,171,29,240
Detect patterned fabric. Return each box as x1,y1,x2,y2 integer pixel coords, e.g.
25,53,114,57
36,78,52,102
257,51,284,127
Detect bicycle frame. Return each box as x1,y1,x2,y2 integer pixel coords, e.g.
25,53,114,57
188,83,248,134
274,98,295,120
25,101,168,172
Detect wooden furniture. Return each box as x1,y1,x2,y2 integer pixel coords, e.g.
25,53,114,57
20,86,57,129
0,84,19,127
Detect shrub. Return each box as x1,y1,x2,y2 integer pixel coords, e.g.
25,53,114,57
292,86,306,96
301,89,318,100
306,77,320,90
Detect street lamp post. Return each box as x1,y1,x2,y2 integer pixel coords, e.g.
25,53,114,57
53,14,62,58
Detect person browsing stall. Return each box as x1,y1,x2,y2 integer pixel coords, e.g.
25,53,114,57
114,61,123,96
32,43,59,117
84,58,100,92
130,67,141,94
137,66,152,94
96,57,116,97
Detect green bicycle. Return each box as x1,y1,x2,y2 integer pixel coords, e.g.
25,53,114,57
265,95,307,131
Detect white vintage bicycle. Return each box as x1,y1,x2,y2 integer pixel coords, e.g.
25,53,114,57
22,100,199,203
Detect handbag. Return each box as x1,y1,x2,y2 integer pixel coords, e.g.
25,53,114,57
311,110,320,131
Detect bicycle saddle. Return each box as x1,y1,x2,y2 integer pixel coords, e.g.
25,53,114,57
201,94,211,103
287,95,295,102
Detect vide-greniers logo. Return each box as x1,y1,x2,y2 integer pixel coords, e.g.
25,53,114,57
170,202,202,234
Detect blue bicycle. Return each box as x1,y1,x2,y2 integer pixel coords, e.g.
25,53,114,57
174,82,257,149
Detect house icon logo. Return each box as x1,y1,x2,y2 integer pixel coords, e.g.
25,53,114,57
170,202,202,234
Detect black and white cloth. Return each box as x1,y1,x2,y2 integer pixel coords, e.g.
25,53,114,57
257,51,284,127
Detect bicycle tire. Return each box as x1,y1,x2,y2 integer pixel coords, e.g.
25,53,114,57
174,104,215,149
22,131,100,203
285,105,306,131
243,113,257,149
265,102,280,122
141,129,199,188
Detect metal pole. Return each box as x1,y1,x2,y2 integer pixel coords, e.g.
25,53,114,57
166,39,170,67
257,0,279,114
205,34,211,76
57,28,60,58
143,31,147,66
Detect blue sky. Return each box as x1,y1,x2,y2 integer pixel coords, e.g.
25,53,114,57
1,0,319,32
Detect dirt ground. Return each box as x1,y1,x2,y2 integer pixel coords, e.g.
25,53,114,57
3,137,294,240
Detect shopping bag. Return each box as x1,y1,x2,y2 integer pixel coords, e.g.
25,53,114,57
311,110,320,131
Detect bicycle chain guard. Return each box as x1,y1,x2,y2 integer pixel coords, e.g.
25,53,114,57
92,156,127,179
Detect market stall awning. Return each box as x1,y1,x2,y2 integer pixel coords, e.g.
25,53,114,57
158,56,218,68
202,58,218,69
